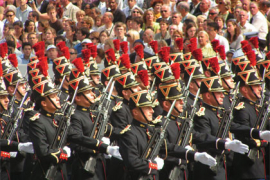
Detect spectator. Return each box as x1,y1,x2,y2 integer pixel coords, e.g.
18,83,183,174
16,0,32,23
157,39,168,51
97,30,109,49
89,7,101,20
208,7,219,21
89,31,100,45
1,24,13,42
171,12,183,31
82,16,94,33
5,34,23,56
45,27,57,45
76,10,86,29
190,0,201,16
74,27,90,53
37,20,50,41
47,5,64,34
224,19,243,50
197,15,207,31
35,0,49,14
217,0,234,27
24,20,36,33
83,4,91,16
131,6,143,18
29,0,50,20
64,22,76,48
13,21,23,43
250,2,268,50
19,42,34,64
198,30,216,57
214,15,225,36
126,16,133,31
97,12,115,38
122,0,137,17
131,17,144,39
157,5,172,25
27,32,38,46
61,0,80,22
242,0,251,21
46,44,58,63
142,9,160,33
96,48,105,65
92,15,103,31
6,39,22,63
206,21,229,52
77,38,92,57
126,29,140,53
151,0,163,20
69,48,78,61
3,9,18,25
170,30,184,53
195,0,211,17
143,28,155,54
108,0,126,24
238,10,257,35
114,22,127,42
185,23,198,40
154,19,170,40
234,6,242,23
165,24,178,46
182,19,196,35
21,32,28,43
0,7,4,21
28,11,39,32
104,38,115,52
177,2,197,23
54,35,66,46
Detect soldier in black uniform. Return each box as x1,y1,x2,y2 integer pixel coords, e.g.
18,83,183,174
67,59,120,180
232,69,270,180
119,90,218,180
29,79,71,180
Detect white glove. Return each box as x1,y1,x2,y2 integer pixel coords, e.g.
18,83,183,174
63,146,71,158
185,145,193,151
260,130,270,142
107,146,122,160
10,152,17,158
194,152,217,167
225,139,249,154
18,142,34,154
101,137,110,145
104,154,112,159
154,157,164,170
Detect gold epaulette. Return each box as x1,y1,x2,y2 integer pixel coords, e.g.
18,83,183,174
152,115,163,124
235,102,245,110
196,107,205,116
120,125,131,134
112,101,123,111
30,113,40,121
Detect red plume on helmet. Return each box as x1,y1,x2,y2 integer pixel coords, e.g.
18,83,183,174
0,43,8,58
105,48,116,63
266,51,270,60
37,57,49,77
33,41,45,52
209,57,220,74
35,50,45,58
188,37,197,52
0,59,3,78
120,54,131,70
192,49,203,61
61,47,70,60
89,45,97,59
72,58,85,73
82,49,91,63
242,44,252,54
86,43,94,49
8,54,18,68
170,63,181,80
134,44,144,59
158,47,170,64
149,41,158,54
217,45,226,60
56,41,66,50
211,39,220,52
175,38,184,51
241,40,249,48
113,39,120,51
246,51,256,67
138,70,149,87
120,41,128,54
249,37,259,49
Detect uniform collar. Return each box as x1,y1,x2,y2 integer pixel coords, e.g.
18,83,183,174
76,105,91,112
188,92,196,100
40,108,54,119
14,99,20,105
133,119,149,129
242,97,256,106
61,87,69,94
224,91,229,96
203,102,219,112
162,110,178,121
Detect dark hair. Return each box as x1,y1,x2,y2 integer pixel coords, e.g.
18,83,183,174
185,23,197,39
22,42,32,49
13,21,23,28
97,48,105,59
159,19,169,26
78,27,90,37
207,22,219,31
214,15,225,30
226,20,241,42
126,16,133,23
132,17,143,27
183,19,195,26
30,11,39,21
6,40,16,49
54,36,66,45
24,20,36,32
46,5,56,14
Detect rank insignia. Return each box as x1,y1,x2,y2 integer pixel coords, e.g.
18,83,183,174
235,102,245,110
120,125,131,134
112,101,123,111
152,115,162,124
196,107,205,116
30,113,40,121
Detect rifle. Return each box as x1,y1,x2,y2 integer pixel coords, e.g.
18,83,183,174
1,92,28,140
57,75,66,98
7,81,20,117
247,96,270,162
45,86,78,180
84,81,115,174
180,70,194,117
210,82,240,173
168,89,200,179
139,100,176,180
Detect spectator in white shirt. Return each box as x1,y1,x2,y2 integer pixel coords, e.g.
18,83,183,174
114,22,127,42
195,0,210,17
122,0,137,17
250,2,268,50
171,12,183,31
206,21,229,52
16,0,32,24
97,12,115,38
61,0,80,22
238,10,257,35
224,20,244,50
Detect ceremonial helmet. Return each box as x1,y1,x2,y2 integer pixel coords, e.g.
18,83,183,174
129,90,153,110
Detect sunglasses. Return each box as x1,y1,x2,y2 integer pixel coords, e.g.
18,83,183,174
219,2,224,4
70,52,77,55
6,15,14,17
133,11,139,13
161,10,167,13
90,38,98,40
126,34,131,37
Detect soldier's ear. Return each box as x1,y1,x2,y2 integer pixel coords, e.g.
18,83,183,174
75,95,81,102
7,86,15,94
41,99,47,107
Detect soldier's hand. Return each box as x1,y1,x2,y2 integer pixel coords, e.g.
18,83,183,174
10,152,17,158
101,137,110,145
18,142,34,154
225,139,249,154
260,130,270,142
107,146,122,160
63,146,71,158
154,157,164,170
194,152,217,167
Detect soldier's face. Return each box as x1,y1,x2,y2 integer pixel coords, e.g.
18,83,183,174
17,83,27,97
250,84,262,100
212,92,224,106
0,95,10,111
222,77,235,90
173,99,184,115
83,89,96,104
43,93,61,111
140,106,154,122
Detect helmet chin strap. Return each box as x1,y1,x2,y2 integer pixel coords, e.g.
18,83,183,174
212,92,221,106
47,96,60,110
82,93,93,106
139,107,151,123
193,79,200,89
249,86,260,100
222,78,233,90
